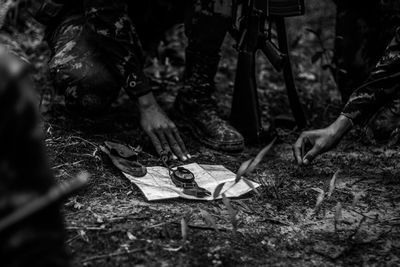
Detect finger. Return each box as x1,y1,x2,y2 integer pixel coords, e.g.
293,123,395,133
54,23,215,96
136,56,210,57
293,135,304,165
172,127,190,158
155,129,175,159
303,144,322,165
165,128,187,161
148,131,163,156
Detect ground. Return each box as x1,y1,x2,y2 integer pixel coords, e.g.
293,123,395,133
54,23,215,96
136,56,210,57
13,0,400,266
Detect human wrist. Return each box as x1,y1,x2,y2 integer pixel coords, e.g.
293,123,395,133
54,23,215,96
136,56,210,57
137,92,158,111
329,115,353,139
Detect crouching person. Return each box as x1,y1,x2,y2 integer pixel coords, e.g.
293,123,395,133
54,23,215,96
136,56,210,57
0,33,69,266
293,26,400,165
30,0,244,158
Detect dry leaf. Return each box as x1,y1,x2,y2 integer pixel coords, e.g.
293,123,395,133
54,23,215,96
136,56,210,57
181,218,188,243
0,0,14,28
242,178,260,196
213,182,225,199
222,194,237,232
327,170,340,198
334,202,342,229
245,137,277,174
235,159,253,183
78,229,89,243
311,187,324,194
352,192,364,208
127,232,136,240
163,246,182,252
235,138,276,184
314,188,325,213
199,209,219,232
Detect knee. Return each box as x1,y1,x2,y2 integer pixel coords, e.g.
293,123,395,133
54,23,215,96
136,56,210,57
50,57,120,115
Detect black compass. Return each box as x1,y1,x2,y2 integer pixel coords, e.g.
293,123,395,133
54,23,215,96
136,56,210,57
161,152,211,198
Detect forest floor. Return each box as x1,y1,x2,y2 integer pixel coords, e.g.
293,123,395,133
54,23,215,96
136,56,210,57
13,0,400,266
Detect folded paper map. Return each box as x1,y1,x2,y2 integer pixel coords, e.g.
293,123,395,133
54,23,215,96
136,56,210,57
123,163,260,201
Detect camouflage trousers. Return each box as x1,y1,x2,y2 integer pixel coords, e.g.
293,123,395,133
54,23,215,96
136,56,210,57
0,32,69,267
334,0,400,102
46,0,232,114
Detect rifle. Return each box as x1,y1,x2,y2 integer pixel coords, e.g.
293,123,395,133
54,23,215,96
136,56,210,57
230,0,307,144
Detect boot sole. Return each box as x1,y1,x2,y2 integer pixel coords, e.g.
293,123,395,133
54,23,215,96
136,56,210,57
174,109,245,152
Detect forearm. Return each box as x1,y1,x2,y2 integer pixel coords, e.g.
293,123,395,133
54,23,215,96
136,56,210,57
329,115,354,139
341,28,400,125
137,92,159,111
340,75,400,125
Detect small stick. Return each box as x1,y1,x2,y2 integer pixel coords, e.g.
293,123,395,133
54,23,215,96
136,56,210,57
171,221,229,232
52,160,84,170
81,248,146,263
0,172,89,233
65,226,107,231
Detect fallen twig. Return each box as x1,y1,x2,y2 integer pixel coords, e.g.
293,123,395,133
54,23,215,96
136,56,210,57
66,234,80,245
70,136,98,148
257,217,290,226
171,221,229,232
81,248,145,263
348,216,367,240
52,160,84,170
66,226,107,231
147,218,181,229
0,172,89,233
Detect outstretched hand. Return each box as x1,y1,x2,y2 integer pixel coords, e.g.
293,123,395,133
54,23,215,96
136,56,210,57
293,128,338,165
138,93,189,161
292,115,353,165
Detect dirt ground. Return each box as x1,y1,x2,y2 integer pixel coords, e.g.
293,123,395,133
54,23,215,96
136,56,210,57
14,0,400,266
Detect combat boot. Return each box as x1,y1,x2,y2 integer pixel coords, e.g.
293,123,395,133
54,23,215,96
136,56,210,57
175,51,244,152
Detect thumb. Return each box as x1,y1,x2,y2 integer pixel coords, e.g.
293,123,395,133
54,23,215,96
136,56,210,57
303,145,322,165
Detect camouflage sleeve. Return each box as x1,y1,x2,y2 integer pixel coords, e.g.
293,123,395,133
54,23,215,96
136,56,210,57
341,27,400,125
83,0,151,98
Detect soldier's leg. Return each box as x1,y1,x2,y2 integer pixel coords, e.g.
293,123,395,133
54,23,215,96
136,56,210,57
127,0,185,53
0,32,69,267
47,14,121,115
175,0,245,152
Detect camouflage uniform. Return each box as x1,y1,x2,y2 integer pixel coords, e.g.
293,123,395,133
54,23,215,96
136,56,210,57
33,0,244,151
341,25,400,126
334,0,400,102
0,33,69,267
32,0,232,111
